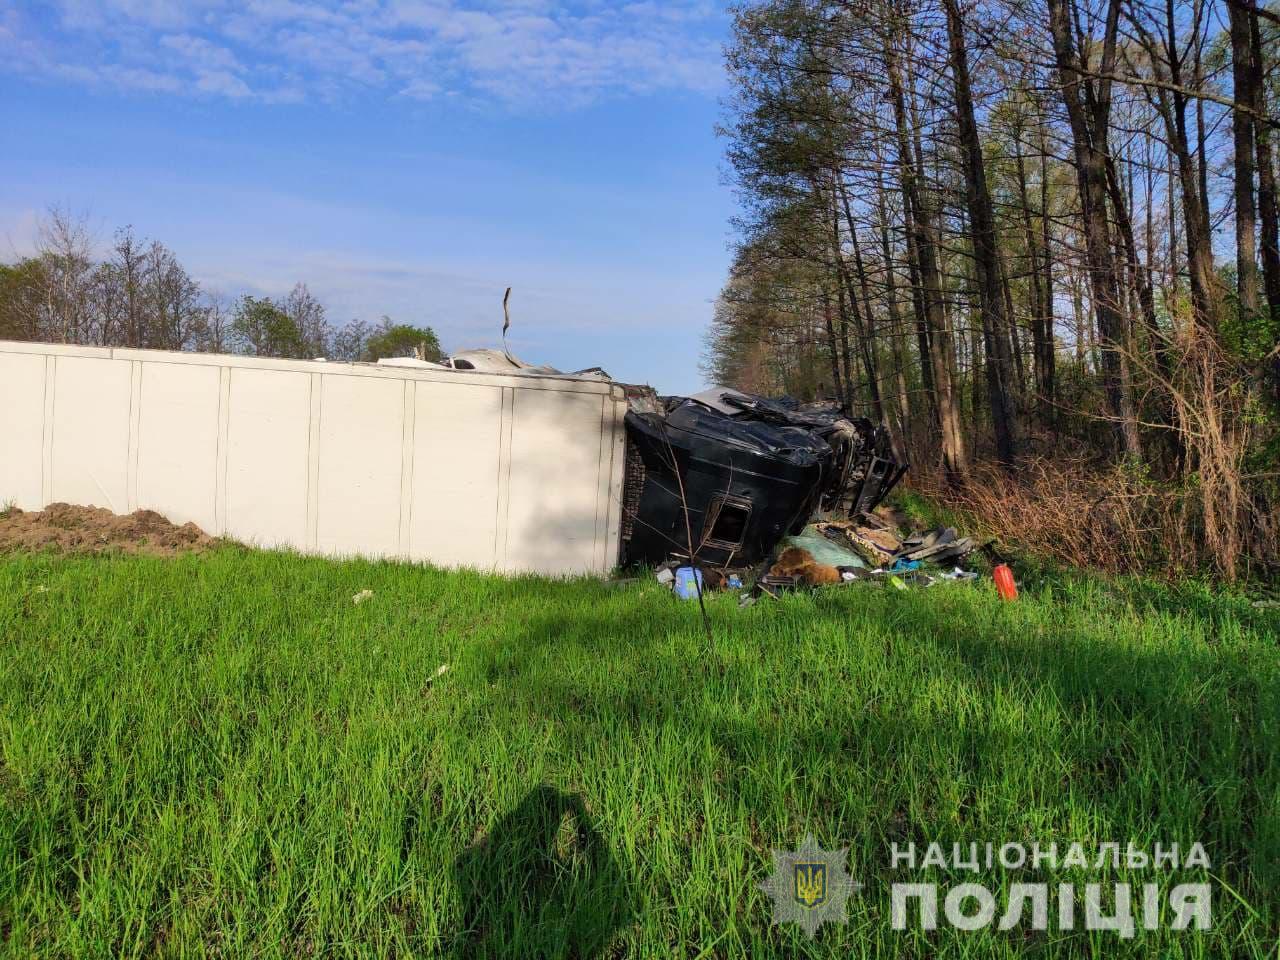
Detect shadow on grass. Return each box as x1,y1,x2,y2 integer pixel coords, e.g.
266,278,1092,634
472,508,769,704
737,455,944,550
482,588,1280,899
449,785,635,959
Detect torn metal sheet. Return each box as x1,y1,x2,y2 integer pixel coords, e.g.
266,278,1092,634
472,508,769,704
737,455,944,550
441,348,612,380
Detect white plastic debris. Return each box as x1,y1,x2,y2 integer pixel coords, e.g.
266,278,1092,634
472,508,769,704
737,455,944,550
353,589,374,605
423,664,450,691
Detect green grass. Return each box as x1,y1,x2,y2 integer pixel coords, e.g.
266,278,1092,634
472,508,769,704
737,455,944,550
890,485,970,535
1,547,1277,958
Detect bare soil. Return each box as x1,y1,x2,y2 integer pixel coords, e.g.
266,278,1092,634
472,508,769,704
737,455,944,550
0,503,220,557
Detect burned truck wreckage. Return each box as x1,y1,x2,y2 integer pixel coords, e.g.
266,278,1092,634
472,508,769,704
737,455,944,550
621,387,907,568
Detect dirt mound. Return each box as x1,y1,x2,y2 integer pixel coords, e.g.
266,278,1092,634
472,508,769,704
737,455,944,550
0,503,220,557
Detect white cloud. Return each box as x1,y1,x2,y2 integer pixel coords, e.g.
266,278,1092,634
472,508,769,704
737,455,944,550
102,63,186,92
399,76,442,99
195,69,252,97
160,33,244,73
0,0,725,106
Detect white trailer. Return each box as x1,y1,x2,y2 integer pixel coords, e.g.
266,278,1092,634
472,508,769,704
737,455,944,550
0,340,628,576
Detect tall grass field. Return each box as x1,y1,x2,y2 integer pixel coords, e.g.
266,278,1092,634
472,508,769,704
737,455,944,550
1,547,1277,957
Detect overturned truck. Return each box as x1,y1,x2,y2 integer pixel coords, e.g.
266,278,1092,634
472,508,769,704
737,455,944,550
0,338,903,576
621,387,906,568
428,349,907,568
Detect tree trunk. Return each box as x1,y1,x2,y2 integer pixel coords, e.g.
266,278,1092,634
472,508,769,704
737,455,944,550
944,0,1020,465
1133,1,1220,335
820,288,846,407
1038,123,1057,426
875,168,916,452
841,182,907,460
1014,128,1052,426
1046,0,1142,458
1104,152,1172,384
831,189,882,422
834,267,855,407
1228,0,1260,319
897,171,937,413
888,36,968,480
1247,2,1280,316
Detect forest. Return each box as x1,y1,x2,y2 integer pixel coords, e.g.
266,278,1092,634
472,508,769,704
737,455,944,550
708,0,1280,579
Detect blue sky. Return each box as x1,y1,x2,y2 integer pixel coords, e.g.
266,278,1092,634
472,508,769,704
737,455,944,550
0,0,735,392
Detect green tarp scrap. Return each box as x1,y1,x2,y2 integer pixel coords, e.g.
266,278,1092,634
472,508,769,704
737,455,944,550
781,528,868,568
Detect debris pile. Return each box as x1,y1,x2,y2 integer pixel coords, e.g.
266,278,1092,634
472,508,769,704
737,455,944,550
759,518,978,591
812,515,976,570
654,504,987,601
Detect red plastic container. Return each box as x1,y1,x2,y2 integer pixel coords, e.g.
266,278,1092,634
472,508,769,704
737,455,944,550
993,564,1018,601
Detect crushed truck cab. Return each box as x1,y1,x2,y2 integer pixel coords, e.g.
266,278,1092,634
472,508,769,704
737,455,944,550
621,387,906,567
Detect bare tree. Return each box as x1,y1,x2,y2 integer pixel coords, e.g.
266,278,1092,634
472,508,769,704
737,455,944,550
282,283,332,358
36,208,96,345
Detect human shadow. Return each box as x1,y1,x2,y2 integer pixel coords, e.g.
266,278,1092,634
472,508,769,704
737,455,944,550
450,785,634,959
